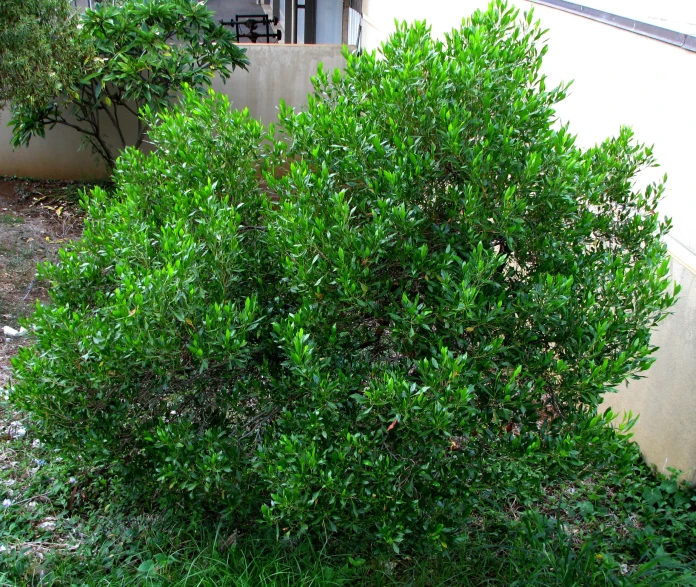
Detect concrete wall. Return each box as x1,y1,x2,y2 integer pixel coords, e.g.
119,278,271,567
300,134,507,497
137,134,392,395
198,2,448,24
605,242,696,483
210,44,346,123
0,44,347,180
359,0,696,481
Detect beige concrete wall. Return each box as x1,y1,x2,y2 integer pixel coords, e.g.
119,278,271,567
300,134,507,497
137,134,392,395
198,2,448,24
604,242,696,483
360,0,696,480
211,44,347,125
0,44,347,180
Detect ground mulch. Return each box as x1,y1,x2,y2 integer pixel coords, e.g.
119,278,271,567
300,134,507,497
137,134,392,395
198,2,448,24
0,178,86,390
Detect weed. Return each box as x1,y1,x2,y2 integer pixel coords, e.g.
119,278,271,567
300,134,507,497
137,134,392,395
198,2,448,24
0,215,23,226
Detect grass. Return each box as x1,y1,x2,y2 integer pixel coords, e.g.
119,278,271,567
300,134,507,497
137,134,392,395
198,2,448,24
5,521,691,587
0,214,24,225
1,394,694,586
0,243,36,270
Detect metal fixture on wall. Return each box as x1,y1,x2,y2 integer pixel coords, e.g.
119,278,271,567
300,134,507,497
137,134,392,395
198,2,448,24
295,0,317,44
347,0,362,49
220,14,282,43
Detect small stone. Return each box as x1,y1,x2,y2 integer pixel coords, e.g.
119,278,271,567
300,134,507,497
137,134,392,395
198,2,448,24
38,519,56,531
8,423,26,438
2,326,27,337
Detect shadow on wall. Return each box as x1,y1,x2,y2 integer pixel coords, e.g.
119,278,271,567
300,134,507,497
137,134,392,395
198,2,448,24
603,248,696,485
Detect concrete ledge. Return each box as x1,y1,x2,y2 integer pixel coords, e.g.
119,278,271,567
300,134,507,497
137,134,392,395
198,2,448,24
666,235,696,276
530,0,696,52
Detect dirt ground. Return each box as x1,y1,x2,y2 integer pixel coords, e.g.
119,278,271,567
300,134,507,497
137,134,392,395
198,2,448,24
0,178,86,391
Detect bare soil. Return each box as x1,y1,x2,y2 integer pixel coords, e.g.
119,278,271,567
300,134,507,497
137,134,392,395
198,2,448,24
0,178,86,390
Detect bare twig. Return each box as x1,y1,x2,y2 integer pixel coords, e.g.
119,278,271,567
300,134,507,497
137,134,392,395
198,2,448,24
21,277,36,301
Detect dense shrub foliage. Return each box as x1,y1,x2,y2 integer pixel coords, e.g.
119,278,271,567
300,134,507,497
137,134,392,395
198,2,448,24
8,0,248,171
11,2,677,553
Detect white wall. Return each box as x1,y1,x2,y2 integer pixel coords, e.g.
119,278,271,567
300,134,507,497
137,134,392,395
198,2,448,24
360,0,493,48
576,0,696,35
360,0,696,258
605,249,696,483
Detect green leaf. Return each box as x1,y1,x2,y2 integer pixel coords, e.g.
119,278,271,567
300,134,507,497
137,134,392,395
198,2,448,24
643,487,663,506
137,560,156,574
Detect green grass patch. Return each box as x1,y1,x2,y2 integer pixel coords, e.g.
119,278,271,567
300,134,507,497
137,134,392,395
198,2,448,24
0,213,24,225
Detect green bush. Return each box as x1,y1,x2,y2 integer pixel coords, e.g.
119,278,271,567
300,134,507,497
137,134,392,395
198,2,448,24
11,1,677,554
8,0,248,171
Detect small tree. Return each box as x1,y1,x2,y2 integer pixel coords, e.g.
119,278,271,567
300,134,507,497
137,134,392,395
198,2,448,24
11,2,677,553
7,0,249,171
0,0,80,108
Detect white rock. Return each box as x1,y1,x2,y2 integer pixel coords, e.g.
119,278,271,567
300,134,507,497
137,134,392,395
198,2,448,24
8,423,26,438
2,326,27,337
38,520,56,531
